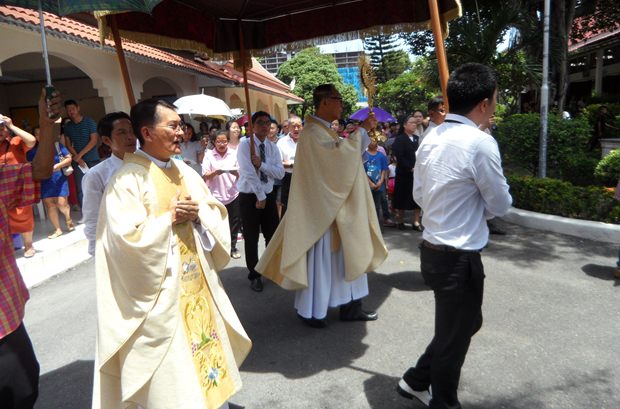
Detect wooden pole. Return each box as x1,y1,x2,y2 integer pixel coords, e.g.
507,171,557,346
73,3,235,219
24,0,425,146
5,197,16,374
428,0,450,110
108,15,136,107
238,22,254,153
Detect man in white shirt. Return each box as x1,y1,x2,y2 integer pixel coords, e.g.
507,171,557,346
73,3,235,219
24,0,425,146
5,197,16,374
420,96,446,142
82,112,136,255
276,115,302,216
237,111,285,292
397,63,512,409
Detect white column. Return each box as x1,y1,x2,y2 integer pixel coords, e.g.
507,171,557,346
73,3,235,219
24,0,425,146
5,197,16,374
595,49,604,96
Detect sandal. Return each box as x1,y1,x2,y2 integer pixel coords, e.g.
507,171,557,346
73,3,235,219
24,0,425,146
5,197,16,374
66,219,75,232
24,248,35,258
48,230,63,239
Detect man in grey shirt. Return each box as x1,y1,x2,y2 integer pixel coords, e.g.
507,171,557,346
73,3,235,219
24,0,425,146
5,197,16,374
397,63,512,409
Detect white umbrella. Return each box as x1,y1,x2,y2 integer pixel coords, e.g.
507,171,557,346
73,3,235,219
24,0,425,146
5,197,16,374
174,94,233,121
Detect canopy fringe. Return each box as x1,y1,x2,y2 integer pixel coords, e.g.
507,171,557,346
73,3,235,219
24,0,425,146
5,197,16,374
95,5,460,59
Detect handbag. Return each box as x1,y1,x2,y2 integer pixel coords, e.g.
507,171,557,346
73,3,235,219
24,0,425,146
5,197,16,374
55,142,74,176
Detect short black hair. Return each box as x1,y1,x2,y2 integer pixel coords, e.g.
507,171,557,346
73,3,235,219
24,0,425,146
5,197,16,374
216,130,230,141
130,98,177,145
97,112,130,138
427,96,444,112
185,123,198,141
251,111,271,123
64,99,78,108
313,84,337,111
447,63,497,116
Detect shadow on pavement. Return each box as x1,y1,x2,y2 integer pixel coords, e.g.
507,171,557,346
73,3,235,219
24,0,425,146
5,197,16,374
37,360,93,409
582,263,620,286
220,266,400,380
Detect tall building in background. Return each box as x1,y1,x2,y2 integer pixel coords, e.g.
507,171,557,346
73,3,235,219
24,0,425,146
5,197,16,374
261,41,367,104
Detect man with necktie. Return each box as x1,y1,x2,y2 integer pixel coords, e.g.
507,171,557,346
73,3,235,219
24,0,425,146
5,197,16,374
236,111,285,292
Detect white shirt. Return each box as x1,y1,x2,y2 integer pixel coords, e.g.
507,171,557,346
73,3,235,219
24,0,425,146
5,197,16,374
420,120,439,143
414,113,512,250
236,135,285,201
82,154,124,255
276,134,298,174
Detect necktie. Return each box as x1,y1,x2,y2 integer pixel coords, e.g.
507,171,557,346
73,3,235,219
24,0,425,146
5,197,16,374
259,143,267,183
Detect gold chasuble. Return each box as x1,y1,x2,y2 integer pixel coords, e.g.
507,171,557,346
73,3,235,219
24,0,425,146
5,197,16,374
93,153,251,409
256,116,388,290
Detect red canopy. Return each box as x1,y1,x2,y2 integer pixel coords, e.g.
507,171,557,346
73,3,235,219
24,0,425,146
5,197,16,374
100,0,461,58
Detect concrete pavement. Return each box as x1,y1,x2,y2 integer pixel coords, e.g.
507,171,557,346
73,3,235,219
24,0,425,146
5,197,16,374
24,219,620,409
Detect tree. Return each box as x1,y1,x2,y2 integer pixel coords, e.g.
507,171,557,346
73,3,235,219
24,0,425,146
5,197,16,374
375,71,438,119
276,48,358,118
400,0,619,113
363,35,411,83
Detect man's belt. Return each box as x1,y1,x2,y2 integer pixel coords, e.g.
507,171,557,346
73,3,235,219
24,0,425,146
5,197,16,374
421,240,481,253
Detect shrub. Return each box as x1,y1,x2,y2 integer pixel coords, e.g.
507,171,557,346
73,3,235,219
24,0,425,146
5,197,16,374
595,148,620,184
496,113,599,185
507,175,620,224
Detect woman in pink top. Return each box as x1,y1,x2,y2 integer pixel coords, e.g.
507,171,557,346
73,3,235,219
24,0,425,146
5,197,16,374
226,120,242,150
202,130,242,259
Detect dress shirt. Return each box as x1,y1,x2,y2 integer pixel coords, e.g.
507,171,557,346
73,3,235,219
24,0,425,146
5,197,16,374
420,120,439,143
236,135,284,201
0,163,37,338
276,134,298,174
82,154,124,255
202,147,239,205
414,113,512,250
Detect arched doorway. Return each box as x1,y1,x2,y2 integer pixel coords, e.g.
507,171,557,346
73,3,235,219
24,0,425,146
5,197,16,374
0,53,104,130
140,77,180,103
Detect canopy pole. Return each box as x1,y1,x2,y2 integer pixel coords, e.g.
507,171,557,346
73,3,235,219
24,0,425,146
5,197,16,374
428,0,450,109
108,15,136,107
238,23,254,154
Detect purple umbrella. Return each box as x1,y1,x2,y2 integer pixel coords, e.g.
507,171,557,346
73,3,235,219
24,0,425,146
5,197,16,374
349,107,396,123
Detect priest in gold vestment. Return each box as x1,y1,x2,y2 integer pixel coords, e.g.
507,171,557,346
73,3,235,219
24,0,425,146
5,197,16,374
93,99,251,409
256,84,388,328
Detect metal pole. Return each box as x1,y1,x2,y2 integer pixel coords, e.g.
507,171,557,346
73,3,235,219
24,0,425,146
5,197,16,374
539,0,551,178
38,0,52,87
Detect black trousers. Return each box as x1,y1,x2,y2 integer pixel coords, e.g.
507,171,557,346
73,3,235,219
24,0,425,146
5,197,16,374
280,173,292,217
404,244,484,409
225,196,242,251
239,191,279,280
0,324,40,409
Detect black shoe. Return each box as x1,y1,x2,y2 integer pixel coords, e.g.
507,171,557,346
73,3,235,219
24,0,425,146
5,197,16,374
297,314,327,328
339,300,378,321
231,249,241,259
397,223,406,230
412,223,423,232
250,277,263,292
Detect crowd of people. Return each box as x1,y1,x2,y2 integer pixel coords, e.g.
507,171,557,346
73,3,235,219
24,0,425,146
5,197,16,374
1,63,517,409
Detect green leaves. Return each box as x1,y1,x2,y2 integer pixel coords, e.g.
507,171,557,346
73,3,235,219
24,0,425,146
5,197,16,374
276,48,357,118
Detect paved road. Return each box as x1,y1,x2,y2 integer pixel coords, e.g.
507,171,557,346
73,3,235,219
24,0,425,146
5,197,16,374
25,220,620,409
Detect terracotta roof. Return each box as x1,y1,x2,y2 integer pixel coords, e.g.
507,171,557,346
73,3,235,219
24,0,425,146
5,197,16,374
569,18,620,53
0,4,304,103
198,58,303,103
0,5,234,80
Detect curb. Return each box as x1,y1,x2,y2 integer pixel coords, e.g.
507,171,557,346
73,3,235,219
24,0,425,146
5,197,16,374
501,207,620,244
17,225,91,289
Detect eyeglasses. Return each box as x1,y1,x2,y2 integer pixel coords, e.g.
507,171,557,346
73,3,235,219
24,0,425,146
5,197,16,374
254,119,271,126
153,123,187,133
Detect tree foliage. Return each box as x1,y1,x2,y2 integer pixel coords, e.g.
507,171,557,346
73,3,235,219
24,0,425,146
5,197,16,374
276,48,358,118
363,35,410,83
375,71,438,119
399,0,620,112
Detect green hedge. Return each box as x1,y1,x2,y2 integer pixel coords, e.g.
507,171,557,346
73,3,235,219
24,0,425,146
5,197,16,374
507,175,620,224
496,114,599,185
595,148,620,184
